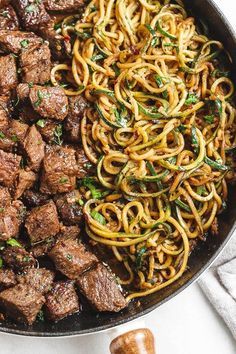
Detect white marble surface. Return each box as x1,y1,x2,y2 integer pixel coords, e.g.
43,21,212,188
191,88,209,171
1,1,236,353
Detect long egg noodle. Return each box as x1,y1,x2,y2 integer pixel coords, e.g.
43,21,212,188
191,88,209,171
51,0,236,302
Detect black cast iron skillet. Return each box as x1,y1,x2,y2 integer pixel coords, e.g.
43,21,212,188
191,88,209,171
0,0,236,338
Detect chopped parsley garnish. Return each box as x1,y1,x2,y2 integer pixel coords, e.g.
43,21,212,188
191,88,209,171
20,39,29,48
36,119,46,128
25,4,38,13
59,177,68,184
34,90,51,108
0,10,9,18
0,258,3,268
11,135,19,142
53,124,63,145
0,131,5,139
76,199,84,206
185,93,199,105
79,177,103,199
37,310,45,322
0,208,4,213
66,254,73,261
91,210,106,225
204,115,214,124
6,238,22,247
23,256,31,262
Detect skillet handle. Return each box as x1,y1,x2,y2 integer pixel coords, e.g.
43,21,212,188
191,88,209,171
109,328,156,354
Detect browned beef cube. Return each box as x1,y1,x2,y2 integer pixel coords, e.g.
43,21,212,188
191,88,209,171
45,281,79,321
64,96,89,143
0,55,17,94
0,0,10,8
77,263,127,312
54,190,83,226
29,85,68,121
19,105,41,124
0,201,24,241
37,119,58,144
30,238,55,258
0,136,14,152
31,225,80,258
17,268,54,294
14,169,36,199
44,0,84,12
49,238,98,279
0,150,21,187
0,283,45,324
2,246,36,270
0,96,10,132
0,6,19,30
8,119,29,145
13,0,50,31
22,189,49,208
76,148,93,179
58,225,80,241
20,43,51,85
23,125,45,171
0,118,28,153
16,83,30,101
39,19,71,60
0,269,16,290
0,30,42,54
0,186,11,208
40,146,78,194
1,5,18,26
25,200,60,244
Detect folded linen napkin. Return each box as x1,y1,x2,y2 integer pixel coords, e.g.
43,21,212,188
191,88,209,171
198,233,236,340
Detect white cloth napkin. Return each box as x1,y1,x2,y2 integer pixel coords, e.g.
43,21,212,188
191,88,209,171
198,233,236,340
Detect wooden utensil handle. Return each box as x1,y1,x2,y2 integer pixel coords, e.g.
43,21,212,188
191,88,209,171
109,328,156,354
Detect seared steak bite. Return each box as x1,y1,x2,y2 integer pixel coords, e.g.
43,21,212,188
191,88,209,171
8,119,29,145
77,263,127,312
19,105,41,125
0,6,19,30
0,96,10,132
45,281,79,321
39,19,71,60
37,119,59,144
20,43,51,85
54,190,83,226
13,0,50,31
0,0,10,8
49,238,98,279
0,149,21,187
14,169,37,199
0,30,42,54
23,125,45,171
0,55,18,94
16,83,30,101
2,246,36,270
29,85,68,121
0,269,17,290
30,225,80,258
64,96,89,143
22,189,49,208
76,148,93,179
44,0,84,12
40,146,78,194
0,200,25,241
0,283,45,325
17,268,55,294
25,200,60,244
0,186,11,208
